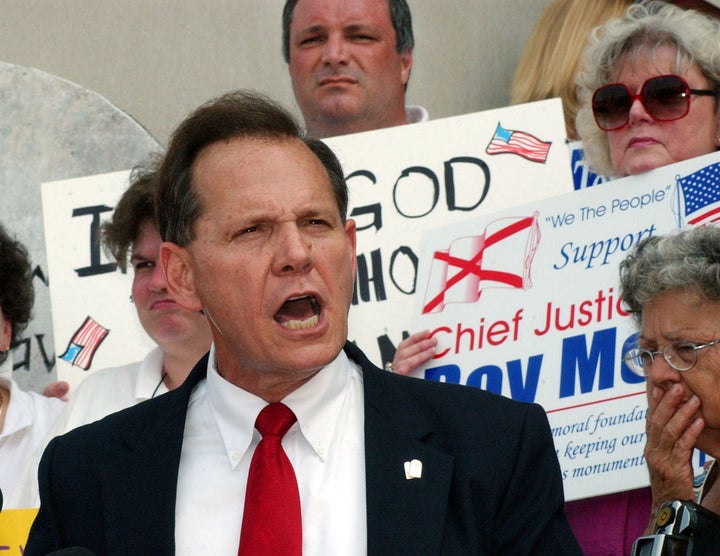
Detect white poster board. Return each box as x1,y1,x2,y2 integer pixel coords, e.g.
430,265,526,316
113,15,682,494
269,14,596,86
411,150,720,500
326,99,573,366
42,171,154,390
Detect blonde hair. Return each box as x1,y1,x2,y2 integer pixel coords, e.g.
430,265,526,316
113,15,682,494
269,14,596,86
510,0,633,139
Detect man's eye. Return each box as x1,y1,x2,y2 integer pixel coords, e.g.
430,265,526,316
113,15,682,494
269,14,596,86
349,33,376,42
232,226,258,238
134,261,154,271
300,35,323,46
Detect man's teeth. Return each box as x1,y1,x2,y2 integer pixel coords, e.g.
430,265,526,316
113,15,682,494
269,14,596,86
280,314,319,329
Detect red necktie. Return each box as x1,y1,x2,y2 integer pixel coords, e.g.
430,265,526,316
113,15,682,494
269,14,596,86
238,402,302,556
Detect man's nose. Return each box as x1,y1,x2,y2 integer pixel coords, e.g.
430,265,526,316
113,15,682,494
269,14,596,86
321,33,348,65
148,262,167,292
274,226,313,274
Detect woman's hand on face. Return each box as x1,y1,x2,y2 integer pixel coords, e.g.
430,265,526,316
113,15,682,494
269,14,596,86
644,384,704,512
390,330,438,376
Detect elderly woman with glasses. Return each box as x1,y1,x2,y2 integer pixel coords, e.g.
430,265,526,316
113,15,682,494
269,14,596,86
620,225,720,529
575,0,720,179
567,2,720,553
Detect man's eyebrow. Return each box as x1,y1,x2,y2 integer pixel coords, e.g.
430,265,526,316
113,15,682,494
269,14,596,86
344,23,379,33
296,24,326,36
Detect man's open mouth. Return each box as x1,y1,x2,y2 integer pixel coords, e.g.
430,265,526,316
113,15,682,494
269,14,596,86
274,295,321,330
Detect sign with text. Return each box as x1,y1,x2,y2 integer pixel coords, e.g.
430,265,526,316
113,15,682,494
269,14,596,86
326,99,573,366
42,171,155,390
411,150,720,500
43,101,572,388
0,509,38,554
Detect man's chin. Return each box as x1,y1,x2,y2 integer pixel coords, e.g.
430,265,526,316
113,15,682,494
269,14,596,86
315,94,365,119
282,338,344,369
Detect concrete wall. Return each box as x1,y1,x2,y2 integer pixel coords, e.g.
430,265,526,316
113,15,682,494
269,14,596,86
0,0,549,145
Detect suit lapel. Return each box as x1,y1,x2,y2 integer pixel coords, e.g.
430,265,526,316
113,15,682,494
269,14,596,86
346,343,454,555
102,356,208,554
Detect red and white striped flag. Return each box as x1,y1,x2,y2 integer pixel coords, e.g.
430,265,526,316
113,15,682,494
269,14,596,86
485,122,551,163
59,316,109,370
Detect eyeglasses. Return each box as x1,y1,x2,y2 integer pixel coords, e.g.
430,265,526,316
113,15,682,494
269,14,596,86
592,74,718,131
623,339,720,377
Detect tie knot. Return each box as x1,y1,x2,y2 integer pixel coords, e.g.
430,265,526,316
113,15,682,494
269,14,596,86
255,402,297,438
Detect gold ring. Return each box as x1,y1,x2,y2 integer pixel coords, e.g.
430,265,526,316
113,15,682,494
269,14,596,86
384,361,395,372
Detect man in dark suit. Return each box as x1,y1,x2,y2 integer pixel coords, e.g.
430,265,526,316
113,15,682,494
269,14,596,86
25,90,581,555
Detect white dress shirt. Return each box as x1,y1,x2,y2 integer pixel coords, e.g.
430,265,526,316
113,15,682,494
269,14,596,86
175,345,367,555
1,375,64,506
406,104,429,124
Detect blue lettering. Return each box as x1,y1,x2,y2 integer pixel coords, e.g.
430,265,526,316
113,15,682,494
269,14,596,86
424,364,460,384
507,355,543,403
466,365,503,394
560,327,616,397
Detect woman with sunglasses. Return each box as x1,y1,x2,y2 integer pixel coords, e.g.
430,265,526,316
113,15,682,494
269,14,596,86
566,2,720,554
575,1,720,179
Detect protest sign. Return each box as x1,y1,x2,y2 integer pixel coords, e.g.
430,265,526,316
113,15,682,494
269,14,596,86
43,101,572,386
326,98,573,366
0,509,38,555
42,171,154,389
411,150,720,500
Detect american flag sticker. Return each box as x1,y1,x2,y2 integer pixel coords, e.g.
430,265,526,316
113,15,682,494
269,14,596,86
422,213,541,314
485,122,551,163
59,316,110,370
673,162,720,227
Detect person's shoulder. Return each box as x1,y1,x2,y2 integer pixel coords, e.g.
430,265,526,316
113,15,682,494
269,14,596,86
60,359,205,442
69,359,143,396
347,340,536,415
381,367,540,417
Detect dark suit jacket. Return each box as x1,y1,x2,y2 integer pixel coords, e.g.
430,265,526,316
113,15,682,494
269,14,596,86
25,342,581,555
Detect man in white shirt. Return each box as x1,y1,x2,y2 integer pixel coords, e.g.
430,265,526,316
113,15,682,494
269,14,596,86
282,0,428,139
25,89,581,555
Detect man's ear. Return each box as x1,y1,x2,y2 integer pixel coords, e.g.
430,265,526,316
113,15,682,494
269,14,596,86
160,242,203,312
399,49,413,88
345,218,357,281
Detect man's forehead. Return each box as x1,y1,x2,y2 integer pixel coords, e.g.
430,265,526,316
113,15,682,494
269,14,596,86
292,0,393,29
191,136,332,198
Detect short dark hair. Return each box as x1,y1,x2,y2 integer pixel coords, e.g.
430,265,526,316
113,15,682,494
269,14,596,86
0,224,34,363
156,89,348,246
102,158,162,271
281,0,414,63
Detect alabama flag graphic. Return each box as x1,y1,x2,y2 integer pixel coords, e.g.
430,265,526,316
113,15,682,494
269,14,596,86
59,316,109,370
422,213,541,314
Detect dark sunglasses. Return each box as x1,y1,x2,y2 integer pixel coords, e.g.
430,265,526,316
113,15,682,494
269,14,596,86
592,74,718,131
